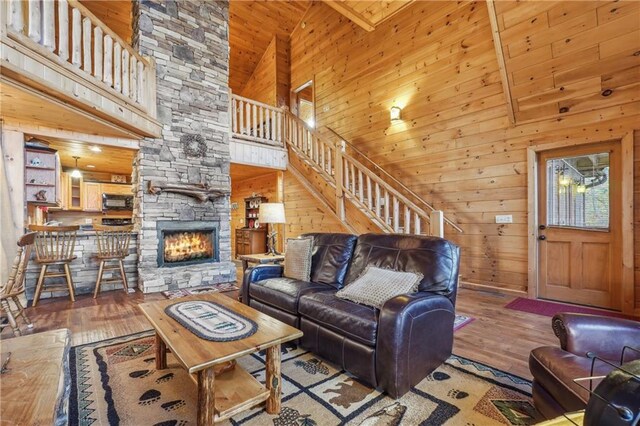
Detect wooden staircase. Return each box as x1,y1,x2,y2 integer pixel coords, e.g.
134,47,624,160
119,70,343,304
229,93,462,238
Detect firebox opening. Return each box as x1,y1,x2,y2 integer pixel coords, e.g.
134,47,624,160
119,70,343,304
157,221,220,268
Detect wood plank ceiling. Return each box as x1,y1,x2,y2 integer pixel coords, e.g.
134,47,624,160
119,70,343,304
42,138,136,175
323,0,415,31
229,1,309,93
489,0,640,124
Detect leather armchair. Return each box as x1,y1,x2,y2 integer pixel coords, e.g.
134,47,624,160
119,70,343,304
529,313,640,419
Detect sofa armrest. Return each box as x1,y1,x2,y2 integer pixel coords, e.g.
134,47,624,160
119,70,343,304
376,292,456,398
552,313,640,361
241,264,284,305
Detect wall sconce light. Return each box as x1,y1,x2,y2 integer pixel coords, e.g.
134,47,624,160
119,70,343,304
390,105,402,121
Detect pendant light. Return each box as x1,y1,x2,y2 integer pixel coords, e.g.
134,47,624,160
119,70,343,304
71,156,82,178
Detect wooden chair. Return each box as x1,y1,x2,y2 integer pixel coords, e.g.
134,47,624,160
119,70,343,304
29,225,79,306
93,225,134,298
0,232,36,336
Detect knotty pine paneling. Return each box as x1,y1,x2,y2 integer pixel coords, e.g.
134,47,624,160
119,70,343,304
635,130,640,308
494,1,640,124
283,170,349,237
290,1,640,300
81,1,132,43
240,36,291,107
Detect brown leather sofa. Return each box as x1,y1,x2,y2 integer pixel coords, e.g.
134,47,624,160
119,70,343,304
242,233,460,398
529,313,640,419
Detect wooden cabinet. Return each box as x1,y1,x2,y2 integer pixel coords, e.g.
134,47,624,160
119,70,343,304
83,182,102,211
67,174,83,210
24,147,60,205
235,228,267,257
101,183,132,195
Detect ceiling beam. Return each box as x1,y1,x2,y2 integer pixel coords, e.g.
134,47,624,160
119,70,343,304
486,0,516,125
323,1,375,32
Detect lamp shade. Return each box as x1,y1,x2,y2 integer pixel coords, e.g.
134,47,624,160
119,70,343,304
259,203,286,224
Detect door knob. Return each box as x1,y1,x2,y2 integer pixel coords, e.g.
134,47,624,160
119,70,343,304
539,225,546,230
538,235,546,241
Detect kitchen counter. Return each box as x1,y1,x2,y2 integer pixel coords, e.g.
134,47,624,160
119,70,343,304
25,232,139,301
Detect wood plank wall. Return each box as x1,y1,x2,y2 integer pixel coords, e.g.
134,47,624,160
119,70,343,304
635,130,640,308
289,1,640,299
80,1,133,44
240,35,291,107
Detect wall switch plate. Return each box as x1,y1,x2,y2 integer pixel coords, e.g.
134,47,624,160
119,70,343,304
495,215,513,224
85,219,92,224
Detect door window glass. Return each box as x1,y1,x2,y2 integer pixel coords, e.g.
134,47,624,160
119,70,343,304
546,152,609,229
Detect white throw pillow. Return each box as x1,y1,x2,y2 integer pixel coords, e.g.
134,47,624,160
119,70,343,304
283,237,314,281
336,266,423,309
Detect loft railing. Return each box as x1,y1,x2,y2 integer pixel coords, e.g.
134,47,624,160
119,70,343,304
228,93,462,238
2,0,156,115
229,91,285,147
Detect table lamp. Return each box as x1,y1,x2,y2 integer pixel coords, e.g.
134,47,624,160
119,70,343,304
259,203,286,255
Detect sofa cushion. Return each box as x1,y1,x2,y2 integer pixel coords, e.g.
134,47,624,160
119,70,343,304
299,292,378,347
345,234,460,300
301,233,357,289
336,266,422,308
284,237,314,281
250,277,332,315
529,346,613,412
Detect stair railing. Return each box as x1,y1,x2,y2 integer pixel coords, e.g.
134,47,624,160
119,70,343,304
229,91,285,147
326,127,463,234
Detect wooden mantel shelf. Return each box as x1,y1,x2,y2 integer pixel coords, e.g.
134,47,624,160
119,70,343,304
148,181,230,202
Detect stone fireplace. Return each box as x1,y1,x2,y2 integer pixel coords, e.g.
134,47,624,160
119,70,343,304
133,0,235,293
157,221,219,267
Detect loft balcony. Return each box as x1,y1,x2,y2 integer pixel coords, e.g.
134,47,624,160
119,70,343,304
0,0,161,138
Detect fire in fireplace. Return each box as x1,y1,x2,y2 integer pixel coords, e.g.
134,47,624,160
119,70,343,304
157,221,219,267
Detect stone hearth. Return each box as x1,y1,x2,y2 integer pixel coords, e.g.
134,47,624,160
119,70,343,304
133,0,234,293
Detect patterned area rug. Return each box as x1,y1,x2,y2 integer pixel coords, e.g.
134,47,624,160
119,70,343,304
161,283,239,299
70,332,542,425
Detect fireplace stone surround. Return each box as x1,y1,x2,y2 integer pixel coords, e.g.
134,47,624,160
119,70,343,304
133,0,235,293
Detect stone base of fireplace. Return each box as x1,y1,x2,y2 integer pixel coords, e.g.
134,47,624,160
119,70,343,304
138,260,236,293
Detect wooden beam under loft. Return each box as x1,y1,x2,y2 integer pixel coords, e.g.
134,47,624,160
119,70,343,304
323,1,376,32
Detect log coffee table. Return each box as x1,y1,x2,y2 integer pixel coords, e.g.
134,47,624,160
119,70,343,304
138,293,302,425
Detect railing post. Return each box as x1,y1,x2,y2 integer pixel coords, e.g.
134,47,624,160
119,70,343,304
430,210,444,238
334,140,345,220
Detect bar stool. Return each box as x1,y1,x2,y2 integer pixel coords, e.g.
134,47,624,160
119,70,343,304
93,225,134,298
29,225,79,307
0,232,36,336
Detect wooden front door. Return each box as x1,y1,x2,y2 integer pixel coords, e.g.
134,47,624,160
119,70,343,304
537,141,622,310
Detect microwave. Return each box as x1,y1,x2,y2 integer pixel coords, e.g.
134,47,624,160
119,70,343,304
102,193,133,211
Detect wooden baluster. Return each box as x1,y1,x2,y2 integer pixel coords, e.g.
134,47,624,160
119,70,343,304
252,104,257,137
42,0,55,51
334,142,345,220
129,55,137,100
122,49,130,96
57,0,69,60
393,196,400,232
258,106,264,140
358,169,364,203
414,212,421,235
384,190,390,225
137,60,144,104
71,7,81,67
103,35,113,85
404,206,411,234
321,142,326,173
327,145,333,175
82,17,91,73
366,176,372,210
238,100,244,134
28,0,41,43
93,26,103,79
8,0,24,33
350,163,356,194
276,111,282,144
430,210,444,238
265,108,271,141
245,102,251,136
375,183,381,218
113,43,122,91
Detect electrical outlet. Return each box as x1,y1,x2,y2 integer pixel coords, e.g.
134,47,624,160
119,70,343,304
495,215,513,224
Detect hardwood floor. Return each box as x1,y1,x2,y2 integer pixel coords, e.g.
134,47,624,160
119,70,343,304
1,281,557,380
